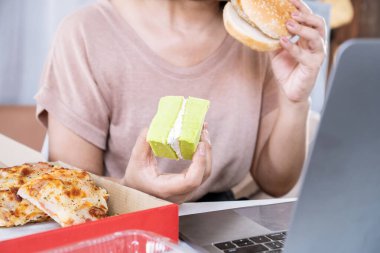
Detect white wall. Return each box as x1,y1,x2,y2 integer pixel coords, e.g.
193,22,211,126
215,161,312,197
0,0,94,104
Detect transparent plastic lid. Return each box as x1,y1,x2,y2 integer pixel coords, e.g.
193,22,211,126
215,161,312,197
43,230,187,253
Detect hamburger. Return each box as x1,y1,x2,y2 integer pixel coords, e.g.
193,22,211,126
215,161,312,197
223,0,297,51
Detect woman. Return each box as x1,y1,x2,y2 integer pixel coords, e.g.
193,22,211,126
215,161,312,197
35,0,326,203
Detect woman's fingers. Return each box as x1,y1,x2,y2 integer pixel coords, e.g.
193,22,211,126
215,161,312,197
186,141,208,187
280,36,324,70
130,128,153,162
156,141,207,198
280,37,310,67
167,192,192,204
289,0,312,15
160,127,212,200
280,1,326,69
201,129,212,182
171,135,212,202
291,11,326,38
286,20,324,52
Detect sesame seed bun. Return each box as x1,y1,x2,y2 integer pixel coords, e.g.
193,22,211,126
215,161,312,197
223,0,296,52
223,2,280,52
240,0,296,39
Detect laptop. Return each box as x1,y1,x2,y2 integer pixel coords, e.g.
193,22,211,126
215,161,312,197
179,39,380,253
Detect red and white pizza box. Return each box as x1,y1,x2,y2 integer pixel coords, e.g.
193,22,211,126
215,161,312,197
0,134,178,252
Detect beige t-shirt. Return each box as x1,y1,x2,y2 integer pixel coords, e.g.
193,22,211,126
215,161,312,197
35,0,279,201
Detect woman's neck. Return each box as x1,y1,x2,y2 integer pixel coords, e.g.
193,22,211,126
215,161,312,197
152,0,221,32
114,0,221,33
110,0,226,67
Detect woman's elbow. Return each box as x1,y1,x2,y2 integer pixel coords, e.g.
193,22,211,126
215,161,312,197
252,168,301,197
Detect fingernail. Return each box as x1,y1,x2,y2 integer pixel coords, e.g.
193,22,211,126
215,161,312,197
291,0,300,5
287,20,297,29
204,130,211,146
281,37,289,44
198,143,206,156
292,11,301,18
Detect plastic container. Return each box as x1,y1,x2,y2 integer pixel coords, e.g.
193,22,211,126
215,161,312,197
44,230,186,253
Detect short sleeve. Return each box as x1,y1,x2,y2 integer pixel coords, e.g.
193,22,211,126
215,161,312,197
35,15,110,150
260,56,279,118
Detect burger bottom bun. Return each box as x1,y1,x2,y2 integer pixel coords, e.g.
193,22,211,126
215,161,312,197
223,2,281,52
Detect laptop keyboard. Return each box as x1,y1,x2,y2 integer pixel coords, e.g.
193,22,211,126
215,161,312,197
213,231,286,252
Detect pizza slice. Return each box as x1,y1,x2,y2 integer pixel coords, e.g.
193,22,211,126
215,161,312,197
18,167,109,227
0,162,56,190
0,162,55,227
0,188,50,227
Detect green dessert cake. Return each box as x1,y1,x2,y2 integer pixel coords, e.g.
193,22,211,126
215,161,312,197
147,96,210,160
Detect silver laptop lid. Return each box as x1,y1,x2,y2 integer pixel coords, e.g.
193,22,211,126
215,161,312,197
284,39,380,253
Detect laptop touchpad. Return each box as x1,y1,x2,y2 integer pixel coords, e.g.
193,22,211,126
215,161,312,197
234,202,294,232
180,209,271,245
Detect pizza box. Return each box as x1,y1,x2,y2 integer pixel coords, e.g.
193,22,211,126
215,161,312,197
0,134,179,252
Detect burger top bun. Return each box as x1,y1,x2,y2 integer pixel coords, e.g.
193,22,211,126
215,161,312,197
223,0,297,52
223,2,281,52
240,0,296,39
231,0,257,28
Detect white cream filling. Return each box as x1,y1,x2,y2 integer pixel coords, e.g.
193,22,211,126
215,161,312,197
167,99,187,159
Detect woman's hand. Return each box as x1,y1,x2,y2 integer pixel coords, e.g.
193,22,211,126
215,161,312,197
270,0,326,103
122,126,212,204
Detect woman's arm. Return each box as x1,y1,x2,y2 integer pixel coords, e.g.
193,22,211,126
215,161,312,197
48,114,104,176
252,99,309,197
251,0,325,196
48,114,124,184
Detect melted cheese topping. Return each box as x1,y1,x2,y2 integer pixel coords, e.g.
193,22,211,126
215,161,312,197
0,162,108,227
0,162,55,227
18,168,109,227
